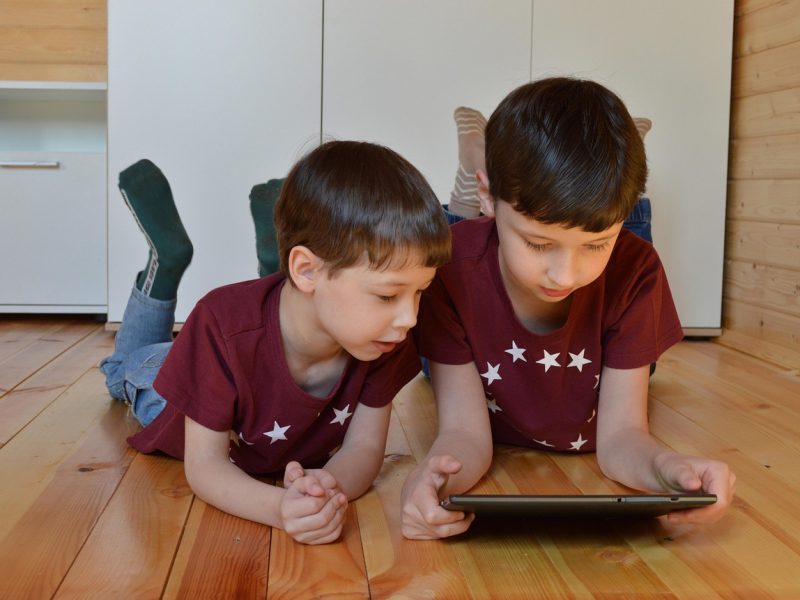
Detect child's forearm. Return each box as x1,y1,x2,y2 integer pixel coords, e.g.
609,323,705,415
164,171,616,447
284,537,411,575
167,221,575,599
427,430,493,495
184,456,286,527
323,444,385,500
597,427,674,492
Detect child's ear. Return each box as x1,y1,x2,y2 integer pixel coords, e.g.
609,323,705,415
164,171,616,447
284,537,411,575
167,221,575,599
475,169,495,217
287,246,324,292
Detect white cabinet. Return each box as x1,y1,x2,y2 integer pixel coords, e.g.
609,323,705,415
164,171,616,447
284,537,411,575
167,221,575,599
323,0,733,333
107,0,322,322
530,0,733,332
323,0,532,204
107,1,733,331
0,84,107,313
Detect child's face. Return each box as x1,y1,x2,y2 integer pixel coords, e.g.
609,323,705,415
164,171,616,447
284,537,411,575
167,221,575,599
311,251,436,361
493,201,623,305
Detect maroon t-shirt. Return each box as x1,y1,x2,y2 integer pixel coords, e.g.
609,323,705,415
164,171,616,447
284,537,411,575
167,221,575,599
416,218,683,453
128,274,422,475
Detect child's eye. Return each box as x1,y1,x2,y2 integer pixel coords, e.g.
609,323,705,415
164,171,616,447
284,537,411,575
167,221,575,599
525,240,549,251
586,242,610,252
378,295,396,303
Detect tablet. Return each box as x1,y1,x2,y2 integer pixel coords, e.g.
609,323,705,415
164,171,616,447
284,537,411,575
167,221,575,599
440,494,717,517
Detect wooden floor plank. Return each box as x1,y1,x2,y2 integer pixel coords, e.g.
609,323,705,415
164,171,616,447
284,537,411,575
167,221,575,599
54,453,193,599
0,320,98,396
0,368,128,543
2,316,799,599
0,317,62,361
359,455,502,599
267,506,369,599
163,498,271,599
0,327,114,447
0,400,137,600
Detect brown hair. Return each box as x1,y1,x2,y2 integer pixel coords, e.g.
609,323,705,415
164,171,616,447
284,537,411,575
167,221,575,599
275,141,451,278
485,77,647,231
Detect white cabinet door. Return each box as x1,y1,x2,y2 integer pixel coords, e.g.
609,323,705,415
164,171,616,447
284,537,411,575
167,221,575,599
322,0,532,204
107,1,322,322
0,152,106,311
531,0,733,331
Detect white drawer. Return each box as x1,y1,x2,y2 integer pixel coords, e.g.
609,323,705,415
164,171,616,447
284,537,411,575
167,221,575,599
0,151,106,310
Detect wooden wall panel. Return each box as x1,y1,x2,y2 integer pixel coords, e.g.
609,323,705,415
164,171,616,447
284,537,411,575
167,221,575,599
734,0,800,56
722,0,800,370
735,0,785,18
729,133,800,179
727,179,800,224
0,0,106,82
721,299,800,368
724,259,800,317
732,40,800,98
730,88,800,139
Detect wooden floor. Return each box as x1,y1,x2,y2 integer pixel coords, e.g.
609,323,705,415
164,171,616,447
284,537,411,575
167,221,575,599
1,315,800,599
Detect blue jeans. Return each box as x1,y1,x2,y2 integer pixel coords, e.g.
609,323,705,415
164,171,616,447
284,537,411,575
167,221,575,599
99,286,173,427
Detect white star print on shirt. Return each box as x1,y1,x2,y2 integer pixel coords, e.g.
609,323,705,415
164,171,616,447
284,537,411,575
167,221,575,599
487,398,503,413
533,438,554,447
264,421,290,444
594,374,600,389
569,434,588,451
505,340,527,363
567,349,592,372
330,404,353,426
536,350,561,372
481,362,502,385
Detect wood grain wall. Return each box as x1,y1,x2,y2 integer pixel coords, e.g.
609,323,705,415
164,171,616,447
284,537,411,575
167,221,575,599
0,0,106,82
720,0,800,370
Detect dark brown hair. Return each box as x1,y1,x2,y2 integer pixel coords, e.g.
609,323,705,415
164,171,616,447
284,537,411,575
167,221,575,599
485,77,647,231
275,140,451,278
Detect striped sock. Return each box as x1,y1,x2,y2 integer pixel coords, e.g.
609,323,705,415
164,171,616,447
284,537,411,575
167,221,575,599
448,106,487,218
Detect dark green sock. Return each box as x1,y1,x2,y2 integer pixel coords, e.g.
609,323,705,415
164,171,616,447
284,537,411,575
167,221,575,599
118,159,193,300
249,179,283,277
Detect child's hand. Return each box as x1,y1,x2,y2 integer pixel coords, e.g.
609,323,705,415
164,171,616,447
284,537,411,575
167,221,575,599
655,453,736,524
280,466,348,544
284,461,344,498
401,454,475,540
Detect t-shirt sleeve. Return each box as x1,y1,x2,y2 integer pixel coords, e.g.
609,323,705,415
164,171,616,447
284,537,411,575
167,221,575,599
153,300,238,432
357,335,423,408
415,273,475,365
602,247,684,369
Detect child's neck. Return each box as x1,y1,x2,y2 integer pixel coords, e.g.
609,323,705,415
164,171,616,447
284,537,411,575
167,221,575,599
279,283,348,397
500,267,571,335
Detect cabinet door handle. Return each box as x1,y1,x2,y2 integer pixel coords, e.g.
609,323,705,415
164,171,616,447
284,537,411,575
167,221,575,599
0,161,61,169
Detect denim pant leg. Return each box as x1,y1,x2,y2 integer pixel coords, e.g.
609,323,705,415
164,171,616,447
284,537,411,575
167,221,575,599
99,286,176,427
622,197,653,244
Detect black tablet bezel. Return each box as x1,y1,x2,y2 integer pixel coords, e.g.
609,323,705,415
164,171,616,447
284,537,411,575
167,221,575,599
440,493,717,517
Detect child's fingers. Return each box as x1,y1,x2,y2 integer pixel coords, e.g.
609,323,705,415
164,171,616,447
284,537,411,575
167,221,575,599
283,461,305,487
426,454,463,491
312,468,340,491
286,493,348,543
283,475,329,518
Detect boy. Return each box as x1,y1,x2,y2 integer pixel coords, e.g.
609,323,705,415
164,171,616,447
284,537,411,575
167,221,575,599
400,78,736,539
100,141,451,545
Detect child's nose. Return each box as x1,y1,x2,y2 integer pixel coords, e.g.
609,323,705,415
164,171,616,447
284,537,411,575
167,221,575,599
393,298,418,331
548,252,578,288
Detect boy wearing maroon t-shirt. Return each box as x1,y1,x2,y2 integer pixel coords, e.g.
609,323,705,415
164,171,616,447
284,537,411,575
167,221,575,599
100,141,450,544
401,78,736,539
